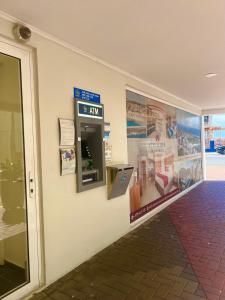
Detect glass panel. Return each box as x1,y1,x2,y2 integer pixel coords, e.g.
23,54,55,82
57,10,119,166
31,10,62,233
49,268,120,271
0,53,29,297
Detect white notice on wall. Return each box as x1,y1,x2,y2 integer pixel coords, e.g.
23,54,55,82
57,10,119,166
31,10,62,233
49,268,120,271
105,141,112,165
59,118,75,146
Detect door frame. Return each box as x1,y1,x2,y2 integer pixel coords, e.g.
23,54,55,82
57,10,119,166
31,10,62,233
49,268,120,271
201,115,207,180
0,36,42,299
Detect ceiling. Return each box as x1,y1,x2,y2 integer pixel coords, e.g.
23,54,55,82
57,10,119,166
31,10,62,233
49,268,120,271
0,0,225,109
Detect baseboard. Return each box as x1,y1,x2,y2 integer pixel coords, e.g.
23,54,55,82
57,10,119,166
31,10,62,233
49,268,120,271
3,258,25,269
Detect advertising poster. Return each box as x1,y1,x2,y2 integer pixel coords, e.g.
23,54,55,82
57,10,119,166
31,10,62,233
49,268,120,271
126,90,202,223
60,148,76,175
175,157,203,191
176,110,201,157
126,101,147,138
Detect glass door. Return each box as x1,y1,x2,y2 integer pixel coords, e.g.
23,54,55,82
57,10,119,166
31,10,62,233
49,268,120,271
0,39,39,300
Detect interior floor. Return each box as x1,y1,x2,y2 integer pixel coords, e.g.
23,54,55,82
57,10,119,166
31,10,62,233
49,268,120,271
0,261,26,297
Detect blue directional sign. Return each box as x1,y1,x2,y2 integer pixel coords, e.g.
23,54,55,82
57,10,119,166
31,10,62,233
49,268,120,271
74,87,101,103
77,101,103,119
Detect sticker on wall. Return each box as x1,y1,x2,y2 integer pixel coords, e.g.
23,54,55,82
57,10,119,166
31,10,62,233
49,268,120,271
126,90,202,223
104,122,112,164
104,122,111,140
60,148,76,176
59,118,75,146
105,141,112,165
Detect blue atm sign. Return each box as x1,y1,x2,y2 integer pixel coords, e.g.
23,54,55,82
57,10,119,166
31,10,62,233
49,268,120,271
77,101,103,119
74,87,100,103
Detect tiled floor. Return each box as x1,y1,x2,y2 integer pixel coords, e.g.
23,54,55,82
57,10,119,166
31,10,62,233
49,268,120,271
31,181,225,300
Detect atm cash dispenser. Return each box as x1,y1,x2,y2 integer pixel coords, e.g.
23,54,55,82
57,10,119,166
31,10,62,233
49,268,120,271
75,99,106,192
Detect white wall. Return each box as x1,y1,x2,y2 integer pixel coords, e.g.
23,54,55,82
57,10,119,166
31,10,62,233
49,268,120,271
0,15,201,287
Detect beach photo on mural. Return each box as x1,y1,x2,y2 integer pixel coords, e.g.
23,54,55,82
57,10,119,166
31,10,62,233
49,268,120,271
127,101,147,138
126,90,203,223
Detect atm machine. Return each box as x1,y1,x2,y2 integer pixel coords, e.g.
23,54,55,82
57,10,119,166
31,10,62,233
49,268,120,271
74,99,106,192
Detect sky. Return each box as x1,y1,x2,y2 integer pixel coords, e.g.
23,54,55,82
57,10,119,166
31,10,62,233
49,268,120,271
176,109,200,128
211,114,225,127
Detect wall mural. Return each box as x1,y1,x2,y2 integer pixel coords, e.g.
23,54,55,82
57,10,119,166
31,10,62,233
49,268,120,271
126,90,203,223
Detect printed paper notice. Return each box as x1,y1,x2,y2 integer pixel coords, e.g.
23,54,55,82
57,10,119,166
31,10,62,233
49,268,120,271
105,141,112,165
59,118,75,146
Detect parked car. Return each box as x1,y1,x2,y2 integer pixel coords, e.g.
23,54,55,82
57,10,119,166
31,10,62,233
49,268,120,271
216,146,225,154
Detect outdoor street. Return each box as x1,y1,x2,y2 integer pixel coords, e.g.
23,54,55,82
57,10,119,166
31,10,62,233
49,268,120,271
205,152,225,180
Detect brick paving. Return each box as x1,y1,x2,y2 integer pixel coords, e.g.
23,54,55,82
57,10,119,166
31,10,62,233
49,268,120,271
30,181,225,300
169,181,225,300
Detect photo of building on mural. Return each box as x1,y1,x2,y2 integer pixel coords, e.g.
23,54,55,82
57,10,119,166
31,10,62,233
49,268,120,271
126,90,203,223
